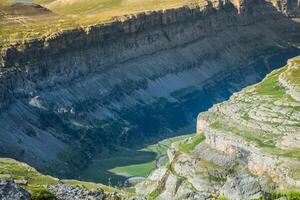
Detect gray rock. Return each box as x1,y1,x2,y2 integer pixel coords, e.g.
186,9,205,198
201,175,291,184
125,177,145,186
0,179,31,200
223,174,262,200
47,183,114,200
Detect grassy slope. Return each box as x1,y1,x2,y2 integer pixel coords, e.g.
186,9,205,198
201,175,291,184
0,0,202,47
0,158,124,194
177,133,205,153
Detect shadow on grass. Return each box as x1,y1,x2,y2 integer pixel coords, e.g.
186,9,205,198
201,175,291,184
78,147,156,186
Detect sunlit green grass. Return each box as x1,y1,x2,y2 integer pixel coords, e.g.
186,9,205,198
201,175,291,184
0,158,58,187
178,133,205,153
110,162,156,177
254,67,286,99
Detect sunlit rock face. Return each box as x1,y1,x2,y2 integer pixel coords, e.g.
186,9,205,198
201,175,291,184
137,56,300,200
0,0,300,180
198,56,300,188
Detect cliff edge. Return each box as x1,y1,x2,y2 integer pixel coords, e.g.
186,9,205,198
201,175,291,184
137,56,300,199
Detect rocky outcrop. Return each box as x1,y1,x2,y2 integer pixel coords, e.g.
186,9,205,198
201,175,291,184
47,184,121,200
0,0,300,181
279,58,300,101
198,56,300,190
0,179,30,200
137,56,300,199
223,174,262,200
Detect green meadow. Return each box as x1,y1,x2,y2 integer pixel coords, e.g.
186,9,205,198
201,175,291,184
79,134,193,186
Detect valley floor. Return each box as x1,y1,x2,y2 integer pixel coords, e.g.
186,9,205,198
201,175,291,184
78,134,193,186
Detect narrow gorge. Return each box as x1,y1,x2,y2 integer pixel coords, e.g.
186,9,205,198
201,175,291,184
0,0,300,193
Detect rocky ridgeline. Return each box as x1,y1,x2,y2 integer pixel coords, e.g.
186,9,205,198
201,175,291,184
136,56,300,199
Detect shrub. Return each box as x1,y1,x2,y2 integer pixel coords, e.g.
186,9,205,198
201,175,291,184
31,188,55,200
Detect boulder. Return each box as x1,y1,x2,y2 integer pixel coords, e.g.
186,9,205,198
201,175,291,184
0,179,31,200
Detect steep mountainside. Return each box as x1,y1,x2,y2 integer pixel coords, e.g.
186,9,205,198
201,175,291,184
137,56,300,200
0,0,300,182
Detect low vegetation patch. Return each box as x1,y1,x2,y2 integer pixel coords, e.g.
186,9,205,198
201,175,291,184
0,158,124,196
254,68,286,99
31,188,55,200
256,191,300,200
178,133,206,153
0,158,58,187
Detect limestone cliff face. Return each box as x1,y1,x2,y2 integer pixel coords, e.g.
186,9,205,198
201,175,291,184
196,56,300,190
136,56,300,200
0,0,299,178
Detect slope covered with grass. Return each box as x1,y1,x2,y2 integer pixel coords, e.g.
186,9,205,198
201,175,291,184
0,158,124,195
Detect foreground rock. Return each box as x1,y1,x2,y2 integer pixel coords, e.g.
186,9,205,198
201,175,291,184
0,179,127,200
0,179,30,200
47,184,121,200
136,56,300,199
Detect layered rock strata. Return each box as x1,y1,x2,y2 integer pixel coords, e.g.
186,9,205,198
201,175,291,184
0,0,300,179
137,56,300,199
